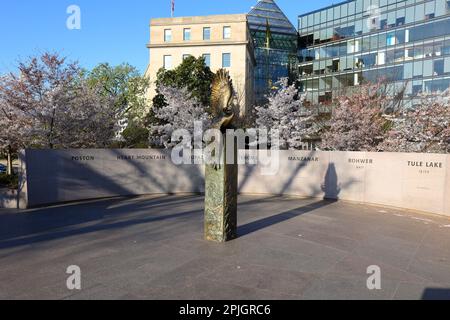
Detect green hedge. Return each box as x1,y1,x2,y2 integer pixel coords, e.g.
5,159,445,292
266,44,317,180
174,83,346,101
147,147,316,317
0,173,18,190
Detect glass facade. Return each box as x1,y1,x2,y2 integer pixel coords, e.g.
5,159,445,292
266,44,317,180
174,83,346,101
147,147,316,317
298,0,450,105
248,0,299,102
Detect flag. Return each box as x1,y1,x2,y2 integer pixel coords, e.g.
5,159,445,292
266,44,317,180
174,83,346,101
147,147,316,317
171,0,175,17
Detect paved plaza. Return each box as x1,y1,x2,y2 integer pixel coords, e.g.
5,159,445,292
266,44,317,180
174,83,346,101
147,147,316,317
1,194,450,300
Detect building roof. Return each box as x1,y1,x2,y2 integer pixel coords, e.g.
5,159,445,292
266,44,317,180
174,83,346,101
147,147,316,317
247,0,298,35
150,14,247,26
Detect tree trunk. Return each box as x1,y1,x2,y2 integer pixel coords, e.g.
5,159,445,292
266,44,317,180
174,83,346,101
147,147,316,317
6,146,13,176
48,108,56,149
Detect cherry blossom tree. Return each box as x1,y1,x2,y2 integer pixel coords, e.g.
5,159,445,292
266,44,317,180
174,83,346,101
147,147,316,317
0,53,118,167
380,91,450,154
254,79,317,150
54,82,118,148
0,53,81,149
320,82,392,152
149,85,211,148
0,84,34,175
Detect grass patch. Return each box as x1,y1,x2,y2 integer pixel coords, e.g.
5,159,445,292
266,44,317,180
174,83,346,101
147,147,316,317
0,173,18,190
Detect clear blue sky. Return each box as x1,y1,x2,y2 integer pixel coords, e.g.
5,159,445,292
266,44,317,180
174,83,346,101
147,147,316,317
0,0,335,74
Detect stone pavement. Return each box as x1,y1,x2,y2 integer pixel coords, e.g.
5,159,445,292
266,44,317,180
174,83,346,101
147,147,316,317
1,195,450,300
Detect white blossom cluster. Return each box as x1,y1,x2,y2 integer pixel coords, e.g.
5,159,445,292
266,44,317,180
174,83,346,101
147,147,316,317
149,85,211,148
255,79,316,150
0,55,118,152
381,91,450,153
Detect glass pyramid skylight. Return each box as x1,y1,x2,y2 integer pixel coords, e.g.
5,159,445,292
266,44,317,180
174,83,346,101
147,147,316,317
248,0,297,35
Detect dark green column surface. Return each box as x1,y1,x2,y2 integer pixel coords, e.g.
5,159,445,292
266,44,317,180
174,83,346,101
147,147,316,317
204,136,238,242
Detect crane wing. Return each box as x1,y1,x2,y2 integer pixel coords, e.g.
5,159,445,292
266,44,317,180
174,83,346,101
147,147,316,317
211,69,232,118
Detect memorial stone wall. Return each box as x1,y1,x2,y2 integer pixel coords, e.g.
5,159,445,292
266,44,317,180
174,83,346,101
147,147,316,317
15,149,450,216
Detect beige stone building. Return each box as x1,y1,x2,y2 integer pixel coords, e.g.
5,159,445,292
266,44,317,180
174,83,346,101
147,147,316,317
145,14,255,115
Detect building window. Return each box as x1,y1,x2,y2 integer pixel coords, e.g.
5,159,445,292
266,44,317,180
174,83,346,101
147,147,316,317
396,17,405,26
413,83,423,95
164,29,172,42
183,54,191,60
223,26,231,39
434,59,444,76
183,28,191,41
222,53,231,68
387,33,396,46
163,55,172,69
203,27,211,40
202,54,211,67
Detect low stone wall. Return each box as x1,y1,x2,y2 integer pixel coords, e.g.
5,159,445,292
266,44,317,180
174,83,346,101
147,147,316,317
12,149,450,217
238,151,449,217
19,149,204,208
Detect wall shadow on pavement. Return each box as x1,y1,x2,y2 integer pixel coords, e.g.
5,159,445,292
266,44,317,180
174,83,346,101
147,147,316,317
238,199,337,237
0,194,205,250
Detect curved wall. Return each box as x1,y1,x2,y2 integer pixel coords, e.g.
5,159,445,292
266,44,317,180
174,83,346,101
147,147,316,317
17,149,450,216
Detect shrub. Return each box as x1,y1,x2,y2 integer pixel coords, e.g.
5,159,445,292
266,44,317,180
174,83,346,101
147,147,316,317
0,173,18,190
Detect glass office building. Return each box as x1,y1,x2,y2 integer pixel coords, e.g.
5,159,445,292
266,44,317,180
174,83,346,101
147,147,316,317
248,0,299,102
298,0,450,105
